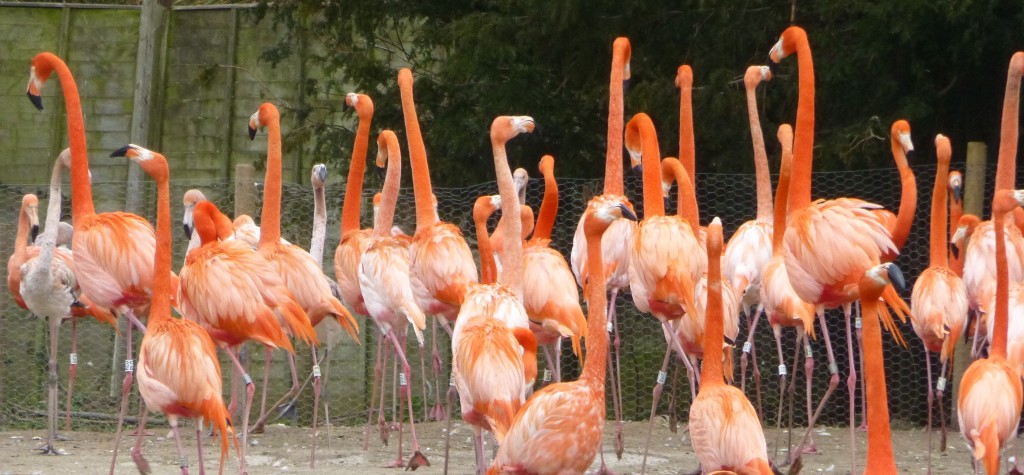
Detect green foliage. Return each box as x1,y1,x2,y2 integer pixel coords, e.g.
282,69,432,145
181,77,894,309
252,0,1024,186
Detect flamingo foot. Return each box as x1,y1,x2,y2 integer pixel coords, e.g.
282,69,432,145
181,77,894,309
595,462,618,475
129,428,155,437
429,403,447,422
380,419,391,447
1010,464,1023,475
251,421,265,434
857,422,868,432
614,422,624,460
386,458,405,468
801,441,818,454
34,444,67,455
131,446,152,474
406,450,429,470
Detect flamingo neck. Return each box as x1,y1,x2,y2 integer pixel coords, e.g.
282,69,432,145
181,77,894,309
15,205,31,255
341,104,373,234
636,118,665,217
678,71,696,190
532,162,558,242
747,82,773,222
604,40,629,195
398,69,437,232
581,224,608,384
373,135,401,238
929,155,949,267
992,211,1010,359
699,236,725,386
995,53,1024,193
493,140,523,299
949,199,964,274
772,139,793,254
258,115,283,246
474,202,498,285
788,37,815,213
861,285,897,472
149,172,172,324
662,158,699,230
37,159,66,268
43,53,94,222
891,139,917,251
310,183,326,264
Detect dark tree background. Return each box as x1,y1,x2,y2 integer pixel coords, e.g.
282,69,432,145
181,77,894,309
252,0,1024,186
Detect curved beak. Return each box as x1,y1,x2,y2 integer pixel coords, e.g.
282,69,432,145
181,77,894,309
312,163,328,185
110,145,134,158
248,111,260,141
769,38,785,63
27,73,43,111
885,263,907,293
183,206,195,240
27,90,43,111
899,132,915,158
952,183,963,204
617,203,638,221
30,224,40,243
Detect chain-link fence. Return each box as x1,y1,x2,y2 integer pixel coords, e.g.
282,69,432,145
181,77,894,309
0,158,994,433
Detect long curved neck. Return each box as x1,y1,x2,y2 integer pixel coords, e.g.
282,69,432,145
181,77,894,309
929,156,949,267
532,162,558,241
310,181,327,265
662,158,699,230
949,197,964,273
581,223,609,383
746,80,773,222
398,69,437,232
678,68,696,190
474,202,498,285
43,54,94,222
699,231,724,386
788,37,815,213
374,135,401,238
995,53,1024,193
38,158,66,266
493,137,523,299
150,171,172,324
633,116,665,217
772,128,794,255
604,39,629,195
15,205,31,255
259,113,283,246
861,284,897,473
891,138,917,251
993,210,1010,359
341,104,373,234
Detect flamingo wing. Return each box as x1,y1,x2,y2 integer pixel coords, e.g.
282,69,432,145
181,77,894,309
262,242,358,341
724,220,773,309
72,212,156,310
629,215,704,318
334,229,373,316
689,385,770,474
523,245,586,353
911,266,968,359
359,237,426,344
410,223,478,317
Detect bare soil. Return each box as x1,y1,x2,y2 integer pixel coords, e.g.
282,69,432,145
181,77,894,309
0,420,984,474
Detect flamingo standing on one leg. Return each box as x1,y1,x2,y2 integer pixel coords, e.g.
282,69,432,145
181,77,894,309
689,217,774,475
910,135,968,472
568,38,635,465
358,130,430,469
247,104,360,466
109,144,238,475
26,53,169,469
489,197,636,475
957,189,1024,475
728,66,775,408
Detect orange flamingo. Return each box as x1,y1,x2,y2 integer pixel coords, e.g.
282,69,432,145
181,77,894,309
334,92,375,318
769,28,910,468
358,130,430,469
957,189,1024,475
625,113,706,473
948,171,965,274
489,196,636,475
183,189,209,254
27,52,166,453
757,124,822,458
398,68,479,422
451,116,537,474
910,135,968,471
247,103,359,466
108,145,238,475
568,38,636,462
689,217,773,475
179,196,315,472
859,262,906,474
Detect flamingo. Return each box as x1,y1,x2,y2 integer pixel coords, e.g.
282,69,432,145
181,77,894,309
488,167,535,274
957,189,1024,475
948,171,965,275
358,130,430,469
768,28,910,468
757,124,822,458
27,52,166,457
183,189,208,254
729,67,776,405
859,262,907,474
398,68,479,423
108,144,238,475
247,104,360,461
910,135,969,471
568,38,635,462
689,217,773,475
334,92,375,318
625,113,706,473
489,196,636,475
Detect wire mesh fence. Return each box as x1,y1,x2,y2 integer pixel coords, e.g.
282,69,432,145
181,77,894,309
0,157,989,434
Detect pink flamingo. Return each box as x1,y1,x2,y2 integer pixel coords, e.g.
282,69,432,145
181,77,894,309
334,92,375,318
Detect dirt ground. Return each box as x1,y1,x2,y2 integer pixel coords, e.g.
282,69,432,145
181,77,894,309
0,420,986,474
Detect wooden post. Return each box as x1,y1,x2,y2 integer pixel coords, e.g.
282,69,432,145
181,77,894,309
950,141,986,425
111,0,170,398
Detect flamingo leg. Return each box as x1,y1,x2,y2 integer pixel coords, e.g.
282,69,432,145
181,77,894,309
554,338,563,383
925,345,934,474
310,344,322,468
789,309,840,466
385,330,429,470
844,303,858,473
252,350,301,433
473,426,486,475
221,346,252,475
64,317,78,432
129,408,150,474
640,336,674,475
667,359,681,433
741,306,760,394
169,418,190,475
609,287,625,461
800,328,817,454
443,372,456,475
602,293,622,469
110,312,137,474
542,345,557,387
430,318,447,422
195,421,206,475
254,348,272,433
38,314,61,455
784,330,803,460
937,357,949,453
364,329,385,450
855,301,868,431
385,335,405,468
379,336,392,447
417,340,429,422
771,323,787,460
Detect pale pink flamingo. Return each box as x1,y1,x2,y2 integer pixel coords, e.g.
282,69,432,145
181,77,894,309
489,197,636,475
450,116,537,475
248,103,360,467
334,92,375,318
358,130,430,469
910,135,968,471
108,145,239,475
689,217,774,475
398,68,479,423
958,189,1024,475
948,171,965,275
568,38,636,462
183,189,209,255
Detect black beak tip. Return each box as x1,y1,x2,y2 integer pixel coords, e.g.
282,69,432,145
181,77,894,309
618,204,638,221
28,92,43,111
31,225,39,242
110,145,132,158
950,243,960,260
631,163,643,175
724,336,736,347
905,149,916,160
248,126,258,141
183,223,193,240
886,264,907,293
953,186,964,204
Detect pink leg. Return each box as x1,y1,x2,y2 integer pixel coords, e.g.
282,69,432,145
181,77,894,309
309,344,322,468
195,422,206,475
770,324,787,459
473,427,486,475
789,309,841,467
609,287,625,462
364,329,385,450
417,341,430,422
221,346,252,475
741,306,762,394
169,418,190,475
430,318,448,422
925,345,934,474
254,348,272,432
443,372,457,475
385,331,429,470
937,358,949,454
855,301,868,431
379,337,392,446
129,408,151,474
844,303,858,473
65,317,78,432
109,313,137,475
800,329,817,454
252,350,301,433
640,334,674,475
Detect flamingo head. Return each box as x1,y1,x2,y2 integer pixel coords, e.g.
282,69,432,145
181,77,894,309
22,194,40,243
491,116,536,145
191,200,229,245
770,26,807,63
248,103,279,140
948,170,963,204
513,168,529,204
26,54,56,111
537,155,554,176
994,189,1024,218
182,189,208,239
892,120,914,158
55,222,74,248
864,262,906,293
674,65,693,89
613,37,632,81
111,144,168,181
311,163,327,188
344,92,374,119
744,65,772,89
950,213,981,259
375,130,399,180
585,196,637,229
473,195,501,223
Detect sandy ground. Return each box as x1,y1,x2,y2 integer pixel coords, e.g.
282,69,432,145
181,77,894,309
0,420,987,474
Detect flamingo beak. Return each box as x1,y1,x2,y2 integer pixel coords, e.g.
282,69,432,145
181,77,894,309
183,207,195,239
769,38,785,63
110,145,136,158
952,183,963,204
950,241,960,260
27,71,43,111
899,132,915,158
617,203,637,221
313,163,328,185
248,111,260,141
885,263,906,293
31,224,40,242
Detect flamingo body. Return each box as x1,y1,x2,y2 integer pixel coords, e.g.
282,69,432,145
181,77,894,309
958,358,1022,473
410,223,478,319
689,384,773,475
724,220,773,310
570,206,636,290
359,237,426,343
522,243,586,353
911,266,968,358
336,229,374,316
629,214,704,319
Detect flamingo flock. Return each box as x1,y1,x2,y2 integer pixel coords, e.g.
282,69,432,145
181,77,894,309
9,25,1024,475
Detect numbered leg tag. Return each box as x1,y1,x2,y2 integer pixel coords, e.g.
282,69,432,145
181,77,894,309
242,374,253,385
399,372,408,386
855,317,863,330
828,362,838,374
449,373,456,387
607,322,613,333
179,457,188,469
804,343,813,358
936,376,947,392
124,359,134,373
657,370,667,385
778,364,787,377
543,369,551,382
69,353,78,365
742,341,752,354
312,365,321,378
